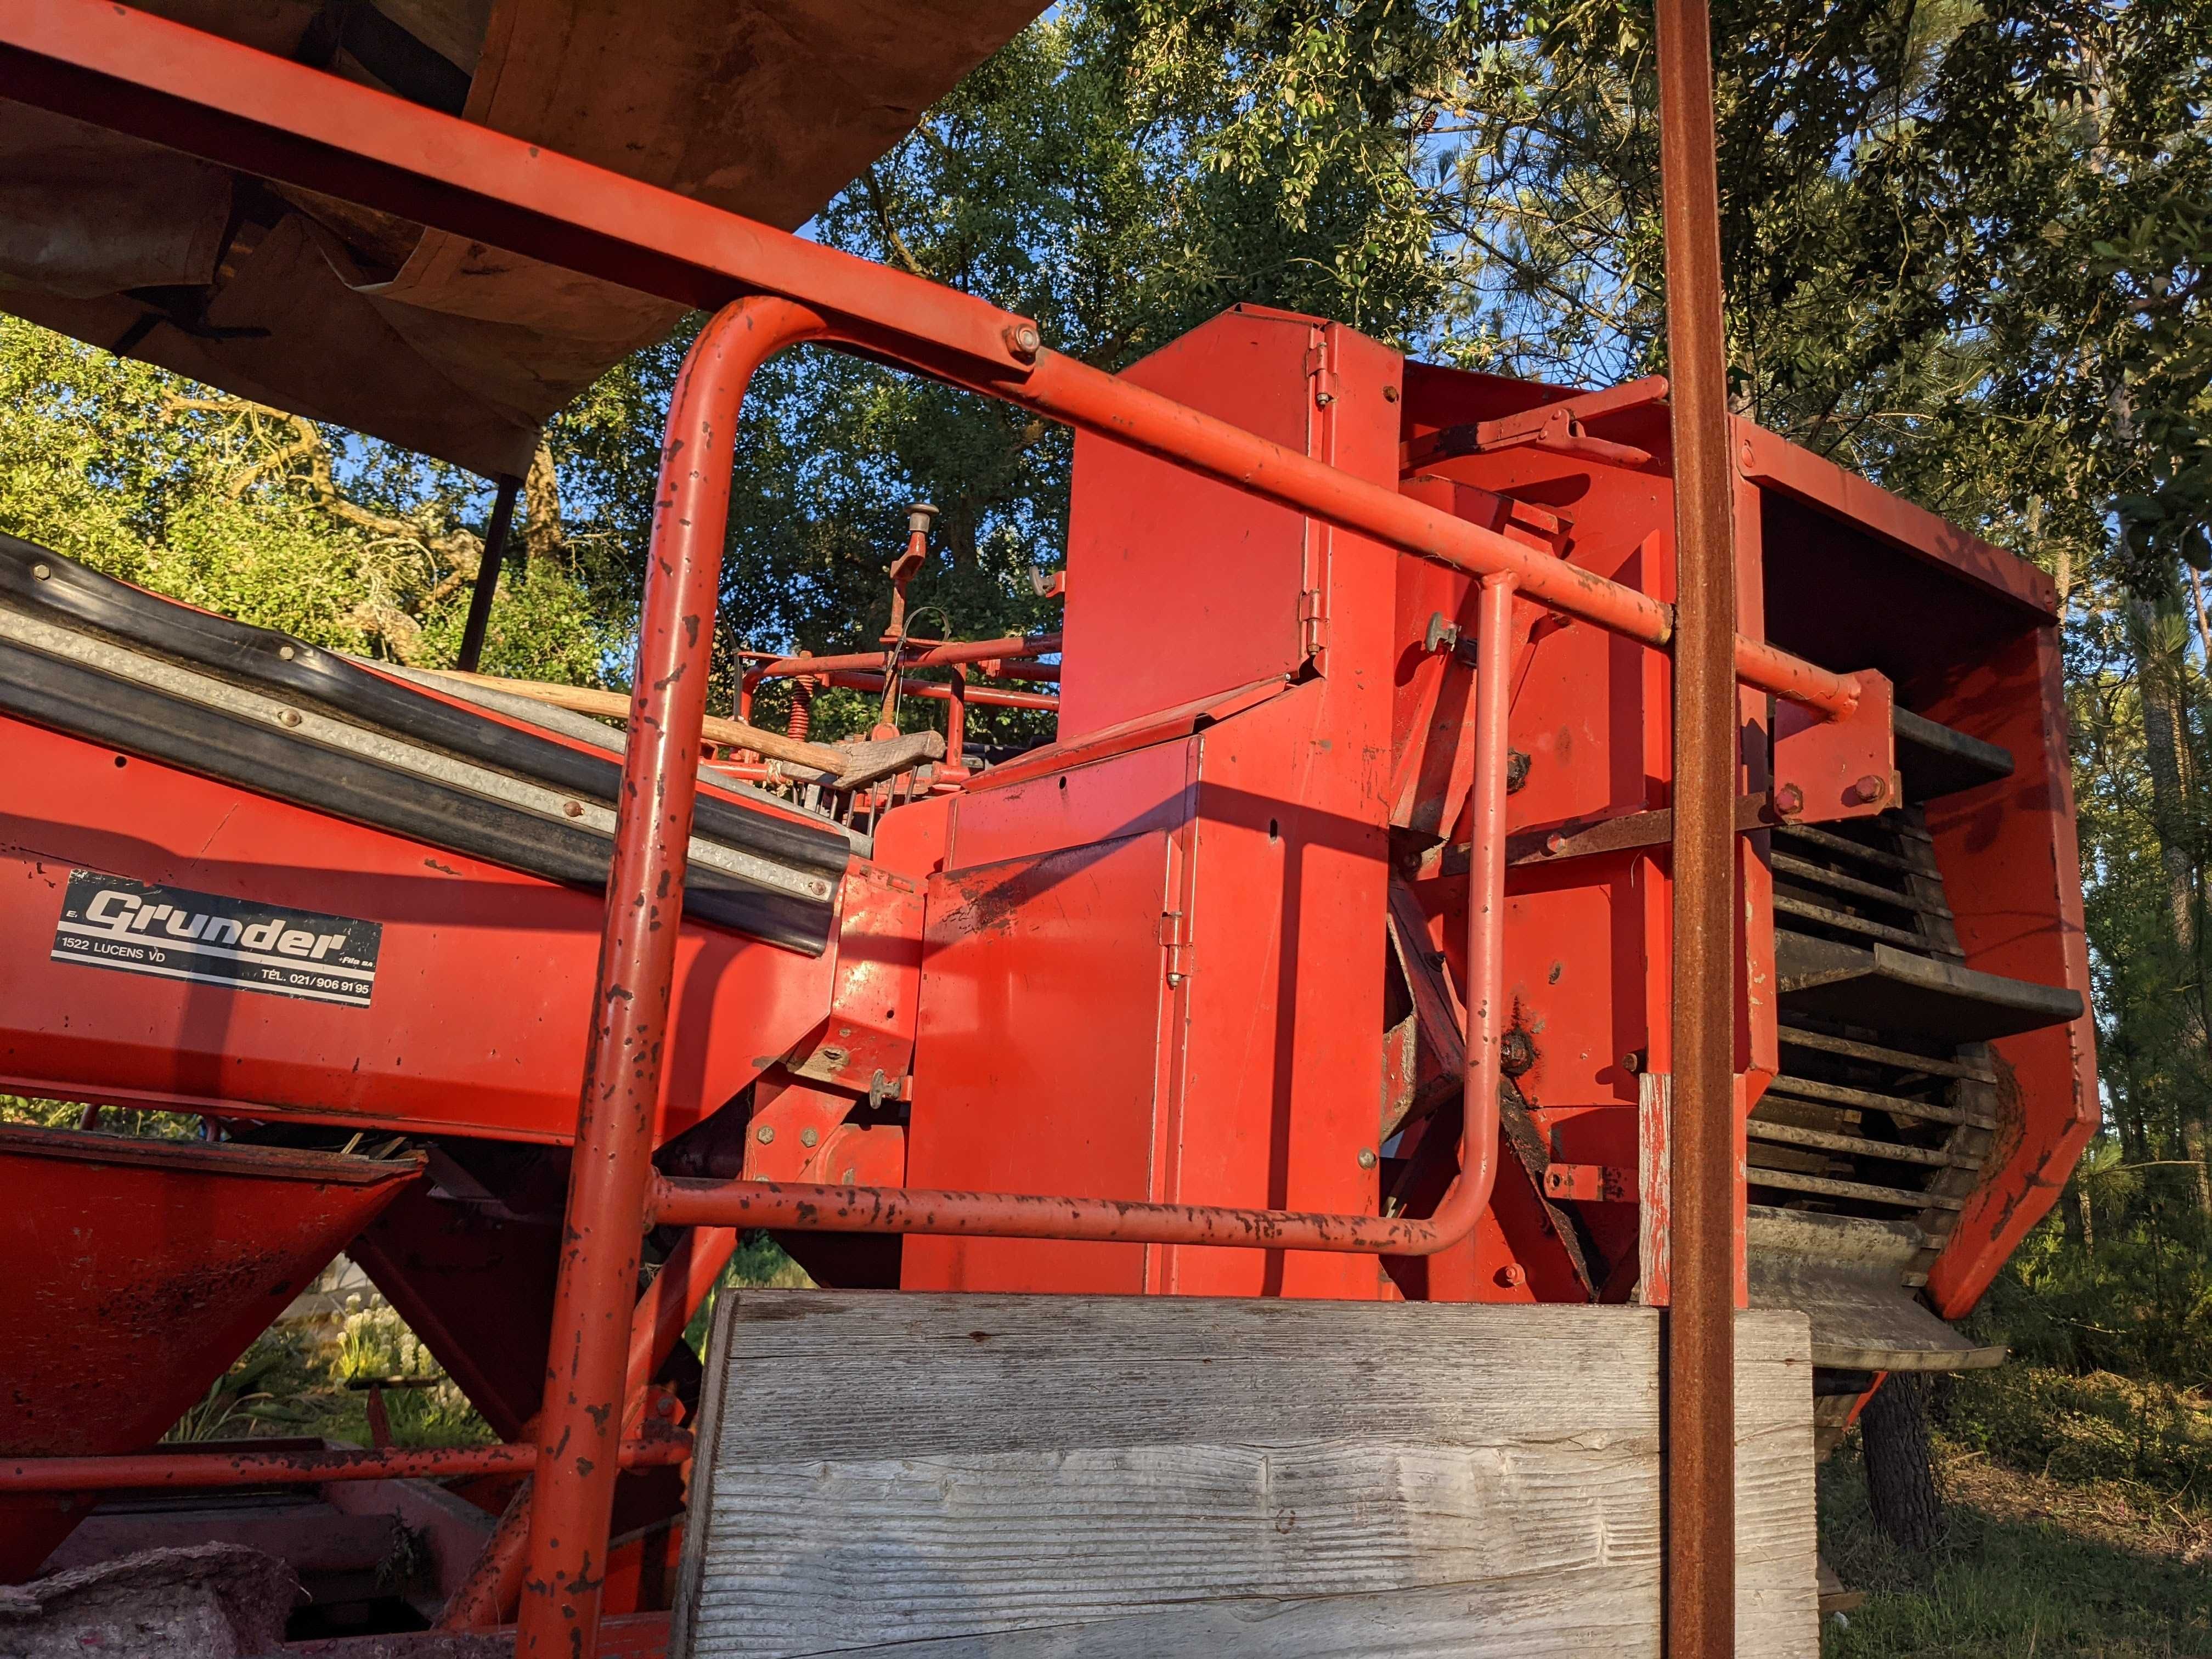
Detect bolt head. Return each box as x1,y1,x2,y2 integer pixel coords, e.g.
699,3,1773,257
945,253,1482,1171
1357,1147,1379,1170
1773,782,1805,819
1545,832,1570,856
800,1126,819,1148
1498,1263,1526,1288
278,645,295,660
276,708,302,728
1005,322,1042,359
30,563,48,580
563,799,585,818
1854,773,1891,805
755,1124,775,1144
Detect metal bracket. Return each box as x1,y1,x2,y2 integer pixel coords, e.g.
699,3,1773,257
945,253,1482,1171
1404,377,1668,472
1544,1163,1633,1203
1159,907,1197,986
1771,669,1897,825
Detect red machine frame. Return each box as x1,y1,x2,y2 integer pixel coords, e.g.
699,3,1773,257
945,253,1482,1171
0,4,2095,1657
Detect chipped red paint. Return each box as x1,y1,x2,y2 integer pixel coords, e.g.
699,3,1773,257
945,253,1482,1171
516,298,832,1659
0,1438,690,1494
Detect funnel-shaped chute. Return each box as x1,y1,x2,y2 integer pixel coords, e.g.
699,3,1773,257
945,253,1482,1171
0,1126,422,1579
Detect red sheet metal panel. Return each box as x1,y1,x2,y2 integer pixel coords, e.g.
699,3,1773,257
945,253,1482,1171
1920,623,2100,1314
902,819,1180,1293
900,311,1404,1300
0,1127,421,1579
1056,307,1319,740
0,717,835,1143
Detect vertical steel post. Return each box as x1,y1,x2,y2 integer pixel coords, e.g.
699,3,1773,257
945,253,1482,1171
1464,573,1516,1219
440,1225,741,1631
456,473,522,674
1655,0,1739,1650
516,297,827,1659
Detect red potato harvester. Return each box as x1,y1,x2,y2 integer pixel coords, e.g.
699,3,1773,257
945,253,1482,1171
1,302,2091,1575
0,1,2094,1651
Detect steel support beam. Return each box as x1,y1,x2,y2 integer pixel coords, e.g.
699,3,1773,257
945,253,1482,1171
1655,0,1739,1650
454,473,521,674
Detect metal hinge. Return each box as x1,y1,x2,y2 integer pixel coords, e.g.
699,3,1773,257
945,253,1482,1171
1299,585,1328,659
1159,907,1197,986
1302,342,1339,409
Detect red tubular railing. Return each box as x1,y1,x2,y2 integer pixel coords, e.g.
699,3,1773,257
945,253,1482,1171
648,573,1519,1254
0,1438,688,1494
515,300,832,1657
517,296,1515,1652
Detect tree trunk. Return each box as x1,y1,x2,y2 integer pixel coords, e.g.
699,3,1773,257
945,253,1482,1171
2132,595,2198,952
2062,1172,2090,1251
523,442,565,567
2129,595,2212,1211
1861,1373,1943,1551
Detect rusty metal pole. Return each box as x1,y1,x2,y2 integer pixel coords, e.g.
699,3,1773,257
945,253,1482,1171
455,474,521,674
439,1224,741,1631
515,296,828,1659
1655,0,1739,1650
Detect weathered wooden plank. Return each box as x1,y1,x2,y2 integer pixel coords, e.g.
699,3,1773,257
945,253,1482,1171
673,1294,1816,1659
712,1295,1671,1458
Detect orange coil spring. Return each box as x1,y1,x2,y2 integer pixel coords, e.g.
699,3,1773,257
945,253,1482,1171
787,675,819,741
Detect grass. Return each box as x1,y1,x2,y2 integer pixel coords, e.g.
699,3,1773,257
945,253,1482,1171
165,1232,816,1449
1821,1365,2212,1656
165,1294,495,1450
682,1231,815,1356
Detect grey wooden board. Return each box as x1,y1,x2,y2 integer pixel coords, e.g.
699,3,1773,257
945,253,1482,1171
672,1293,1817,1658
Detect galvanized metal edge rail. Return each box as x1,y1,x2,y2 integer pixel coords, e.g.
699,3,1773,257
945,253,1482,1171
0,0,1861,723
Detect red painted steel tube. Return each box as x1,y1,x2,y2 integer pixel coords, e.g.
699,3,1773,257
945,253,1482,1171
810,671,1058,713
0,0,1863,722
0,1440,689,1494
1656,0,1739,1647
647,574,1516,1257
996,352,1858,720
947,667,968,769
746,634,1059,681
441,1224,741,1632
516,298,832,1659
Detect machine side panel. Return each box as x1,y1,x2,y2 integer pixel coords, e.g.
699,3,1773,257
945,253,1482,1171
1155,320,1401,1300
1920,624,2101,1314
1167,681,1386,1299
1396,448,1676,1296
947,737,1192,872
0,719,832,1142
901,825,1177,1293
1056,308,1316,740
